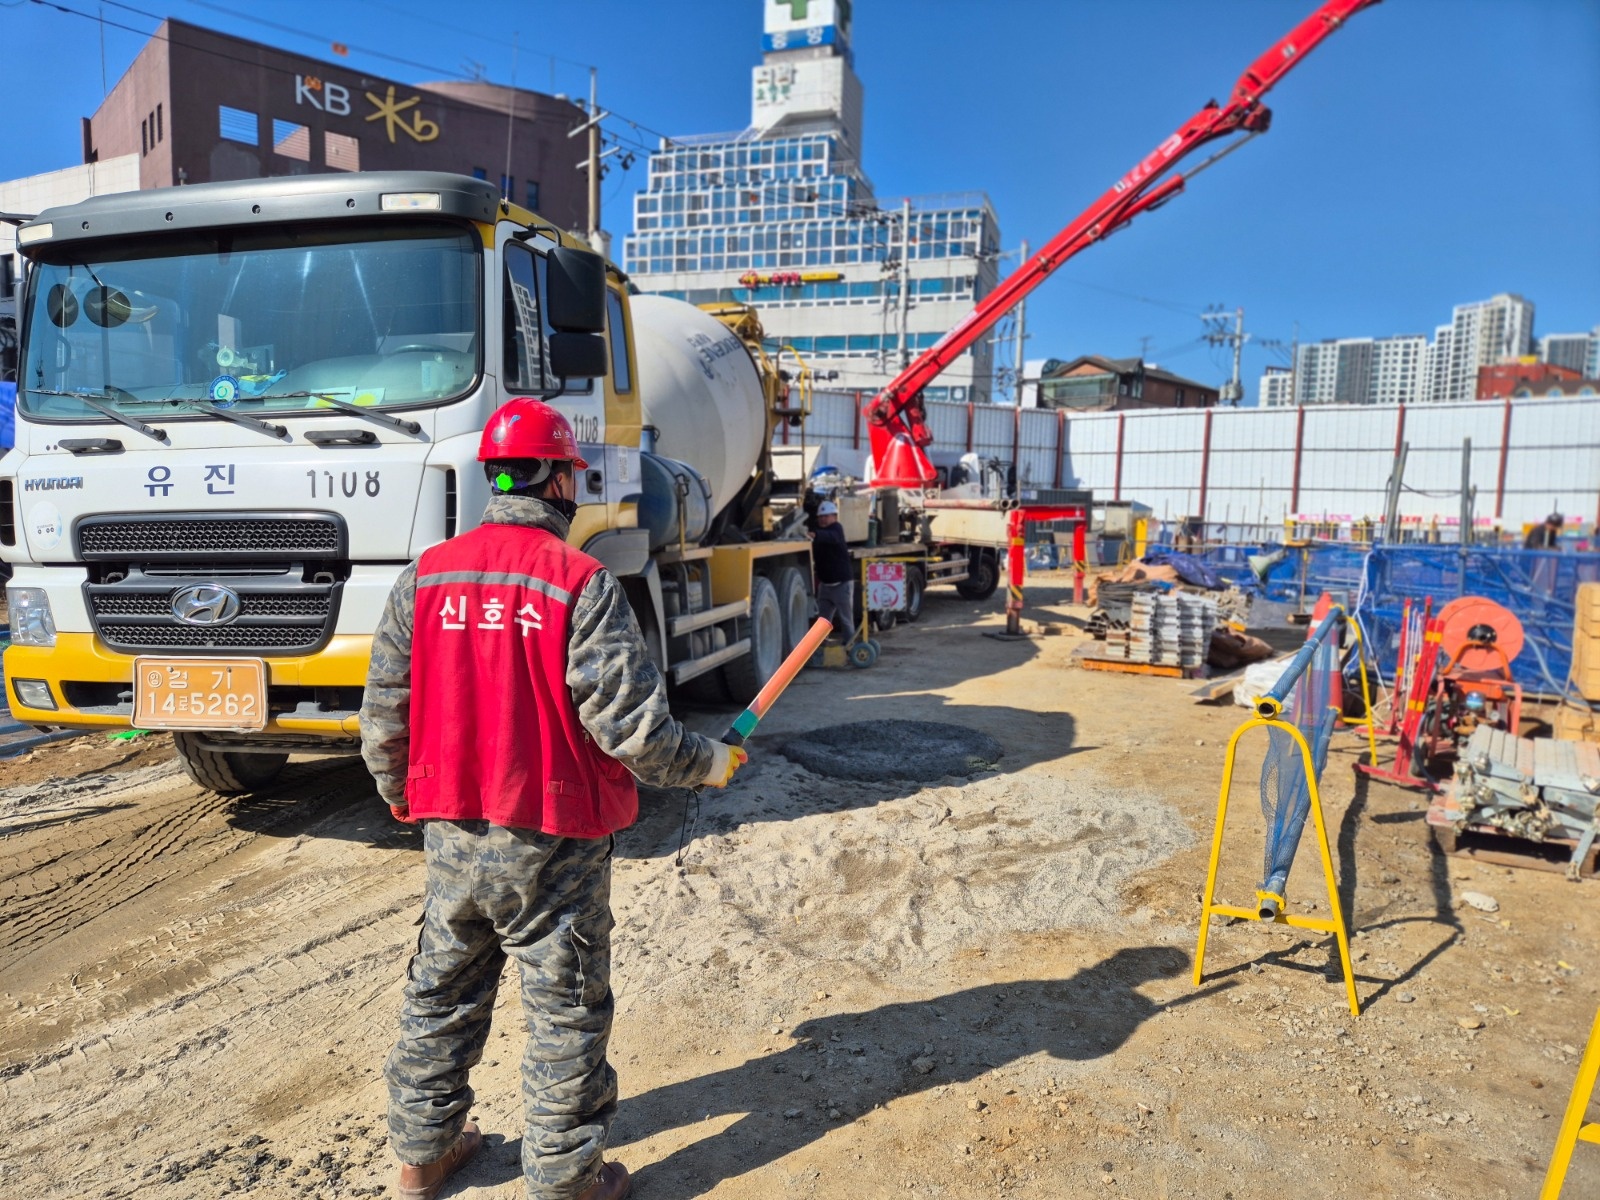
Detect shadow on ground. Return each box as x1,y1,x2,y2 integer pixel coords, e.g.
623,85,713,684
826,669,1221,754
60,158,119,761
582,945,1230,1194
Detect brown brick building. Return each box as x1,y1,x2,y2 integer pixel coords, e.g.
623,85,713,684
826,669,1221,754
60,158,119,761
82,19,588,229
1035,355,1219,411
1476,360,1600,400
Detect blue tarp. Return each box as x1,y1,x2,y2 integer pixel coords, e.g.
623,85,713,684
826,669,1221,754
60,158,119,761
0,382,14,450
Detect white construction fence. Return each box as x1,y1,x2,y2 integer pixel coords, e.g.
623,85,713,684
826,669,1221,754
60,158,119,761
777,391,1600,534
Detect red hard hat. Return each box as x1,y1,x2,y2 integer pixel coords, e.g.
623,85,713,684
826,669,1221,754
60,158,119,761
478,397,588,468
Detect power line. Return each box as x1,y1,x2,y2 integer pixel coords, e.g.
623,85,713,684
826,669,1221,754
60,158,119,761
355,0,596,71
29,0,594,137
179,0,472,80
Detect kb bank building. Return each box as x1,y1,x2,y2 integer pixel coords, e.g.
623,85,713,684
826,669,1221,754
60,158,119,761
77,18,588,229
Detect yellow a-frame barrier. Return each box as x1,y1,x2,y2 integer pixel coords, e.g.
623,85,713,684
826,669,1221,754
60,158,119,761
1543,1005,1600,1198
1193,605,1377,1019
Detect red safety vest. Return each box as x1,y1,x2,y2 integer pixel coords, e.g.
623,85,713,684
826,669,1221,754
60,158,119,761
405,522,639,837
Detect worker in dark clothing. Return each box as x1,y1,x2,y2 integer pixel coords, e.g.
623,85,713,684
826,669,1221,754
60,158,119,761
361,398,747,1200
808,500,855,639
1524,512,1564,549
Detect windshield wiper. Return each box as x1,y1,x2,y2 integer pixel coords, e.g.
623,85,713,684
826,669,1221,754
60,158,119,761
171,402,287,440
26,388,168,444
256,392,424,437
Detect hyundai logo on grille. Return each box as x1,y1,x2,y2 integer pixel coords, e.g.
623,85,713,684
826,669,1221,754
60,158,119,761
170,584,243,626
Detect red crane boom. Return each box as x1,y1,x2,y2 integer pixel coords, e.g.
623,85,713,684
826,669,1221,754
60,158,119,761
866,0,1383,486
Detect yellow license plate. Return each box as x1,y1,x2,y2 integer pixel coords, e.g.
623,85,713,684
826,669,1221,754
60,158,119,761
132,656,268,732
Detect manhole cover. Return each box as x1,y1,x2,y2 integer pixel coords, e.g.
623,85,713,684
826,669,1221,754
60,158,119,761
780,719,1003,782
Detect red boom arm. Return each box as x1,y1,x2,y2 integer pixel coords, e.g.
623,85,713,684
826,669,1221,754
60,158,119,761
866,0,1382,486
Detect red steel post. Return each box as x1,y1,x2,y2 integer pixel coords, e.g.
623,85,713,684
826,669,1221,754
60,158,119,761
1073,519,1087,605
1006,507,1026,636
1290,404,1306,515
1493,395,1513,522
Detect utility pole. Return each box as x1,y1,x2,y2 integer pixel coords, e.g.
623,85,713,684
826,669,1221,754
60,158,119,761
1012,239,1029,405
898,197,913,369
586,69,603,256
1202,305,1250,405
567,68,613,258
1289,320,1299,407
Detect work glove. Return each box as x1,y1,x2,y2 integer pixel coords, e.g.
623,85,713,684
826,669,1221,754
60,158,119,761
701,742,749,789
390,803,416,824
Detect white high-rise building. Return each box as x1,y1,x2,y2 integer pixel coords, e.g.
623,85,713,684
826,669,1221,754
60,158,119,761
1420,323,1452,402
1443,293,1535,402
1290,334,1424,405
1540,331,1597,376
1259,365,1293,407
1371,334,1426,405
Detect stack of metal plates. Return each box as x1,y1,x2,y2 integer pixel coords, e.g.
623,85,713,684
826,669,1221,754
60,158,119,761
1101,592,1219,667
1445,726,1600,849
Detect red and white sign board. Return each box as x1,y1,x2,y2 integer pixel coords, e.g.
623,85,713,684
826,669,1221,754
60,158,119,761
866,562,906,612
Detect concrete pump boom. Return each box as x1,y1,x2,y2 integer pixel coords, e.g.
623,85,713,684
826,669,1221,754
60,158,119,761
864,0,1383,486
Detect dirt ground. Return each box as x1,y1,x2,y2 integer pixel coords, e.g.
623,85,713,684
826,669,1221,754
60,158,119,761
1,575,1597,1199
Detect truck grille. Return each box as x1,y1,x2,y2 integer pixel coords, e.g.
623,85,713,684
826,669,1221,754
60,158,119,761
89,592,332,619
86,579,341,656
97,623,328,651
77,513,345,560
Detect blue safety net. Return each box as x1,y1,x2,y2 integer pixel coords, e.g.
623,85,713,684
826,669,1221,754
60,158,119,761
1146,540,1599,696
1358,546,1599,696
1258,615,1341,904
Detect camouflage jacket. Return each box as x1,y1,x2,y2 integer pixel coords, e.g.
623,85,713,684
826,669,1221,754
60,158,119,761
360,494,717,806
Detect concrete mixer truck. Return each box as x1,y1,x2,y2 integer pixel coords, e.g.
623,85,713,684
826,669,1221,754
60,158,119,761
2,171,815,790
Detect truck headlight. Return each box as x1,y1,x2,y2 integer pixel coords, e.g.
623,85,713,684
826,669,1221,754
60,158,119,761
12,679,56,711
7,587,57,647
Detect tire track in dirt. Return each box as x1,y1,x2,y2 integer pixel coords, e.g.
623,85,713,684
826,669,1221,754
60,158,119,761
0,759,428,1200
0,759,371,977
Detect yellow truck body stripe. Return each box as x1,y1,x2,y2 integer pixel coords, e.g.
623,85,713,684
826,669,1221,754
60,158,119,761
5,635,374,736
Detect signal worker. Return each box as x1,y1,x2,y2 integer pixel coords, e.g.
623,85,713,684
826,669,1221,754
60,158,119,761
360,397,747,1200
808,499,855,638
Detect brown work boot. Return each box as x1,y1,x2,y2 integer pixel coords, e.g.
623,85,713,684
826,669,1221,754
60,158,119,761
577,1161,631,1200
396,1120,482,1200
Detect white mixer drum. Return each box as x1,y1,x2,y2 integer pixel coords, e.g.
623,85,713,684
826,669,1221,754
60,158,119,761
629,295,766,523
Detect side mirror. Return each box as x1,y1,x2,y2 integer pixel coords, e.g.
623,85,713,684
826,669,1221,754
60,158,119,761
549,331,608,380
546,246,606,333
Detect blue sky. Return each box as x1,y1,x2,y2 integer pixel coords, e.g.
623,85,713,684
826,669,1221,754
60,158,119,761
4,0,1598,403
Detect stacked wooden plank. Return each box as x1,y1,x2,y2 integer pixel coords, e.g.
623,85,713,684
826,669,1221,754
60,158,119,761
1559,583,1600,743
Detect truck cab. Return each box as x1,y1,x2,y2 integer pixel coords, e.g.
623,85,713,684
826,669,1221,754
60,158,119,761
5,171,809,789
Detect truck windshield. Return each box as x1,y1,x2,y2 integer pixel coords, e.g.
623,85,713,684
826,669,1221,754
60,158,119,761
19,220,480,421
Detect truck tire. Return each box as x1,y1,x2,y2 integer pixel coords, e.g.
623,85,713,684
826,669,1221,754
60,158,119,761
774,565,812,654
172,732,288,794
956,548,1000,600
902,565,926,622
722,574,783,706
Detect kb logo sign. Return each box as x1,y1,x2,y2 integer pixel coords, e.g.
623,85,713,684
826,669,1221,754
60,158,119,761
296,75,440,144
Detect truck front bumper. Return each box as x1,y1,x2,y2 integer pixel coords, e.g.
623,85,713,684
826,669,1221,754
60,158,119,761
4,634,375,739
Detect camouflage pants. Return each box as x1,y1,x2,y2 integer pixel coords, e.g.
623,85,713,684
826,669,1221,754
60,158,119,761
386,819,616,1200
